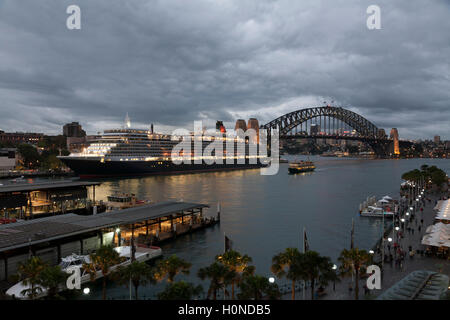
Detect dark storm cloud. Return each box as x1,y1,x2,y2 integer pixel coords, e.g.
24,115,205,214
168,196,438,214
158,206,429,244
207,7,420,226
0,0,448,139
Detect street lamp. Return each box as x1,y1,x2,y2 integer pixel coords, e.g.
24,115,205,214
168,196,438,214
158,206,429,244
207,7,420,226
369,250,374,254
269,277,275,284
332,265,337,291
83,287,90,295
388,237,392,242
395,227,400,231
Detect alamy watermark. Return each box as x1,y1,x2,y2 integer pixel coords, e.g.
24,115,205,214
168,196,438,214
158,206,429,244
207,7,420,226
367,5,381,30
170,121,280,175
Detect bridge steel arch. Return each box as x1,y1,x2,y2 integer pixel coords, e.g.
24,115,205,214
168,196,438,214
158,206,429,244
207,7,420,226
261,106,380,138
260,106,391,156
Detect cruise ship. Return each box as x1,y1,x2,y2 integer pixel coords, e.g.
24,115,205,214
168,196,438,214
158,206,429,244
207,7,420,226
59,116,266,178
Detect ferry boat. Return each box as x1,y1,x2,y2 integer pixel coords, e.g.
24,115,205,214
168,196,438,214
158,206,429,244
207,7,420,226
58,115,265,178
5,245,162,300
288,161,315,174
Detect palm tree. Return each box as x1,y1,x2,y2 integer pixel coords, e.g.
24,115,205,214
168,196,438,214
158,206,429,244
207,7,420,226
271,248,302,300
157,281,203,300
338,248,371,300
82,245,124,300
298,251,334,300
38,265,69,299
155,255,192,283
216,250,253,299
14,256,48,300
237,274,280,300
113,261,156,300
198,261,236,300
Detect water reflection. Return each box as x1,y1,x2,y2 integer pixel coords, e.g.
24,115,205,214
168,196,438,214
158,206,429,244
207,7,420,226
73,157,449,299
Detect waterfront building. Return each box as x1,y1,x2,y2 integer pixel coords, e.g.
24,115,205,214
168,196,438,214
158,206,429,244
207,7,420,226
0,181,101,220
0,131,43,145
0,148,17,171
434,135,441,144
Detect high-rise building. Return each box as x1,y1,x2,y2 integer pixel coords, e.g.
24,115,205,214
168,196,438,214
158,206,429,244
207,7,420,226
377,129,386,139
390,128,400,155
234,119,247,132
310,124,320,135
63,122,86,137
434,135,441,144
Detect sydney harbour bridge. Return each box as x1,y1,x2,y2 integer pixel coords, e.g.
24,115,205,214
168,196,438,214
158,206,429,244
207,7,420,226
259,106,407,157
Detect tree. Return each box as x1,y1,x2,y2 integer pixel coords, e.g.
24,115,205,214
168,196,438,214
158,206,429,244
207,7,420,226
402,165,447,191
113,261,156,300
82,245,124,300
338,248,371,300
39,265,69,299
237,274,281,300
198,261,236,300
155,255,192,283
271,248,302,300
216,250,253,299
157,281,203,300
298,251,334,300
14,256,48,300
17,144,41,169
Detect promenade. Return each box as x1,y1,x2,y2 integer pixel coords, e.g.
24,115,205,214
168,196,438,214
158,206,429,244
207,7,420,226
280,189,449,300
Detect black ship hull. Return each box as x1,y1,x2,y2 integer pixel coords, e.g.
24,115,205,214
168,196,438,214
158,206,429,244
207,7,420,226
60,158,264,178
288,167,315,174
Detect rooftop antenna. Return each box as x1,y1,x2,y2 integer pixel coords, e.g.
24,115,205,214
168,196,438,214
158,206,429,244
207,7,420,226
125,113,131,128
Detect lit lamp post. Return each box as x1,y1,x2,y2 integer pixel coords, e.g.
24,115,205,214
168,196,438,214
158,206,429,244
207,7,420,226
394,226,400,258
332,264,337,291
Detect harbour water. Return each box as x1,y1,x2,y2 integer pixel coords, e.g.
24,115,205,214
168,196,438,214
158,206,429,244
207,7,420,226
76,156,448,299
4,157,448,299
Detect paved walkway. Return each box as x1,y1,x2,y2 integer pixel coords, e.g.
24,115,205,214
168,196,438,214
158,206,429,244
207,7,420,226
280,189,449,300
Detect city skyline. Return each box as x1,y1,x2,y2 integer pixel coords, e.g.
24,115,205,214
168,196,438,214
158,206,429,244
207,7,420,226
0,0,449,140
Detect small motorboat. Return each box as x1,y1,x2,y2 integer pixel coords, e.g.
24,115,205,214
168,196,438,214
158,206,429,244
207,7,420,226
360,206,394,217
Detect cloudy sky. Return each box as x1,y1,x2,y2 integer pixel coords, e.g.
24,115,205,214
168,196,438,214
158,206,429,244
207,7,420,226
0,0,449,140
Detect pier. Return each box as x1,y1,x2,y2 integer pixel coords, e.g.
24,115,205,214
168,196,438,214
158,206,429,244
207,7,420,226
0,201,213,289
